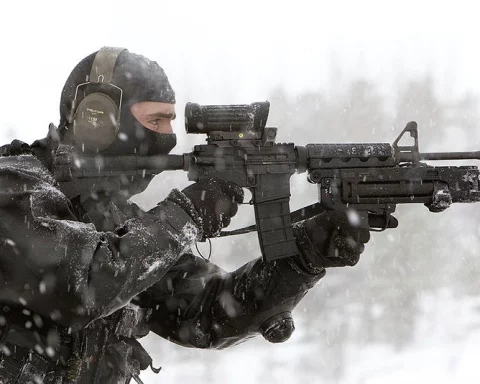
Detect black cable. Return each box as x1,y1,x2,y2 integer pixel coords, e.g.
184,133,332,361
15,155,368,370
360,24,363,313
195,238,212,262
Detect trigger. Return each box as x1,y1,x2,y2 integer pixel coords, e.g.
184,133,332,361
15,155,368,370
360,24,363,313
368,213,398,231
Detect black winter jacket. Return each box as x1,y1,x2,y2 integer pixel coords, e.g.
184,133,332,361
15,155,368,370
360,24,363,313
0,138,324,383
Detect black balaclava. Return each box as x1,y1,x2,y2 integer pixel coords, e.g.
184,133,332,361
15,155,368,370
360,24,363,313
56,48,177,230
59,48,177,156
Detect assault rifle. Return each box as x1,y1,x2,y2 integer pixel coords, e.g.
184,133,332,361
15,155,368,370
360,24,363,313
53,102,480,262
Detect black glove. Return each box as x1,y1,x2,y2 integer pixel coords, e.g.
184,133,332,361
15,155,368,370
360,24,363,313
294,211,371,269
169,178,244,238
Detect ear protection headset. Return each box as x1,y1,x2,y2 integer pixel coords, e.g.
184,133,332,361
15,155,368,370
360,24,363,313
68,47,126,152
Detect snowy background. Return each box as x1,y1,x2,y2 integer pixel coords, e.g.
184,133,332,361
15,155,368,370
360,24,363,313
2,0,480,383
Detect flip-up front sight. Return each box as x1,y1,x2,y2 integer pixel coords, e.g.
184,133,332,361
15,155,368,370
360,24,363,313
185,101,270,134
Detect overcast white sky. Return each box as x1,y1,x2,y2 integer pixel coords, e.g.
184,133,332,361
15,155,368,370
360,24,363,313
1,2,480,383
0,0,477,145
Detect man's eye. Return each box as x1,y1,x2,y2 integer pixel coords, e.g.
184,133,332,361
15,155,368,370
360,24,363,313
149,119,160,126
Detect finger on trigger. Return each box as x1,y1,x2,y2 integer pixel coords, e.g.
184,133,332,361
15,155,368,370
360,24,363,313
359,229,371,244
229,202,239,218
221,215,231,228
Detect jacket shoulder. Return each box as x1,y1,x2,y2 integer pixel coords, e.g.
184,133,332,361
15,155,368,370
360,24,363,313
0,140,57,193
0,139,33,157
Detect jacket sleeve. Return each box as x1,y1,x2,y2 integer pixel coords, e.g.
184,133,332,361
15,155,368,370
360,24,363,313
138,250,325,349
0,154,199,330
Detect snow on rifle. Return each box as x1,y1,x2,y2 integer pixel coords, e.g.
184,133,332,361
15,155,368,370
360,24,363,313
53,101,480,262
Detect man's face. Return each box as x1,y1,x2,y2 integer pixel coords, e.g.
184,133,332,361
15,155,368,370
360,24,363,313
130,101,176,134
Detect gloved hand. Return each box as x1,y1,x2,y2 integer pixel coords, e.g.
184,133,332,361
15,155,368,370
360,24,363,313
294,210,371,269
170,178,244,237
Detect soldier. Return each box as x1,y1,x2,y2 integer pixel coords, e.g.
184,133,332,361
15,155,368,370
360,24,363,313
0,47,370,383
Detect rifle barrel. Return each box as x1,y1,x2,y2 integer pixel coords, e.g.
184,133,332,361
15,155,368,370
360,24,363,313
419,151,480,161
136,154,188,171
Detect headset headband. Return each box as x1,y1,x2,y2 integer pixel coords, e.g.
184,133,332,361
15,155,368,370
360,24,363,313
69,47,126,124
89,46,126,84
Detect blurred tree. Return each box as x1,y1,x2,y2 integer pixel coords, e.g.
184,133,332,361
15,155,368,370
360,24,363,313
266,75,480,379
144,75,480,384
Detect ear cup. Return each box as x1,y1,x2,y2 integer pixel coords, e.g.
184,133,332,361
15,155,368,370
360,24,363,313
73,92,119,152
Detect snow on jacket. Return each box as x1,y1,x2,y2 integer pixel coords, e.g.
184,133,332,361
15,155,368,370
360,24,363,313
0,137,325,383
